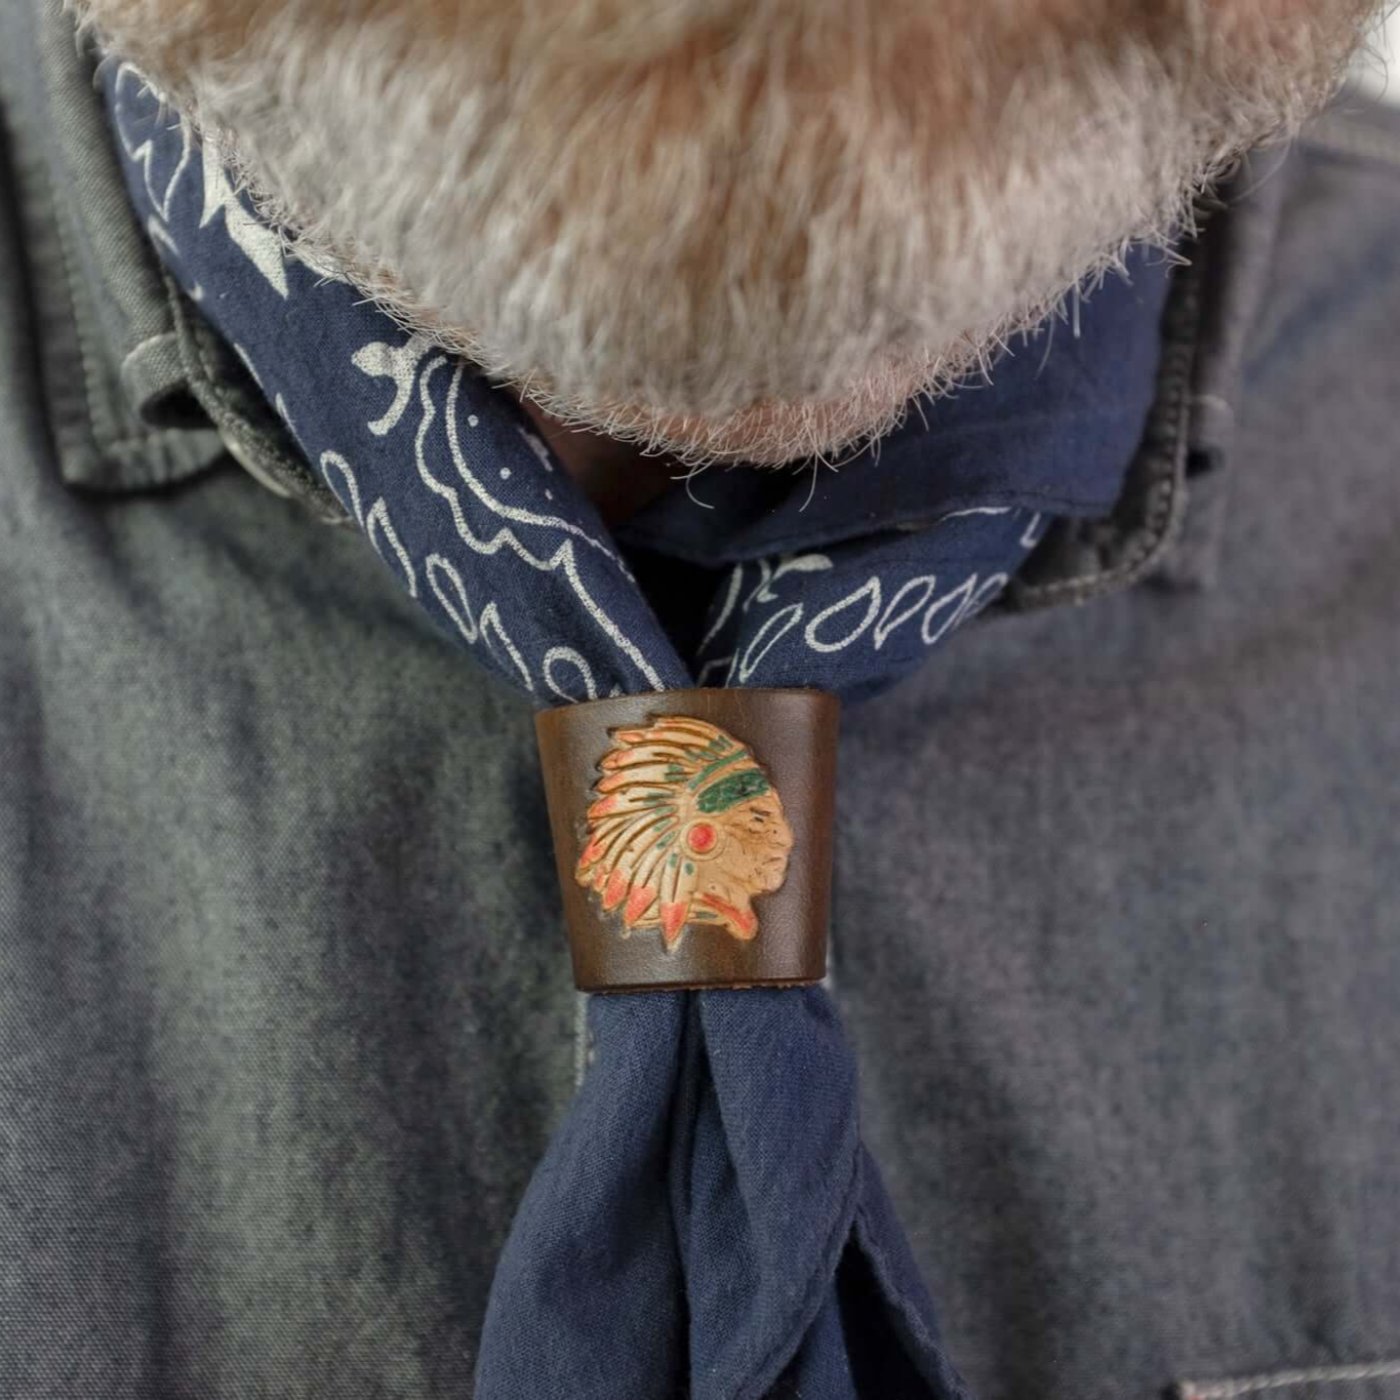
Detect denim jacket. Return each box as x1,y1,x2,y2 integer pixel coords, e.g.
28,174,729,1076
3,3,1400,1398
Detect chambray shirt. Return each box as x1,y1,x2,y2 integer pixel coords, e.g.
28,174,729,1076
4,5,1400,1399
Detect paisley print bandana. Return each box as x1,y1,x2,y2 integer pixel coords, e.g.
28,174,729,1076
107,61,1170,1400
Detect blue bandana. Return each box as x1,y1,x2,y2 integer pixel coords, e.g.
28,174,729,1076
108,62,1170,1400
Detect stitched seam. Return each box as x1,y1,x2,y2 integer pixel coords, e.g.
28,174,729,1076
24,102,172,463
67,432,155,453
1036,320,1193,596
1009,433,1181,601
1177,1361,1400,1399
1020,441,1180,599
29,116,106,461
1009,260,1200,606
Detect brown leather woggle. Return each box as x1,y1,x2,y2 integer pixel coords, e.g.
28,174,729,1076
535,688,840,993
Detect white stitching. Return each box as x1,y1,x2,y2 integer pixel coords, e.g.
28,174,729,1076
1177,1360,1400,1399
33,115,107,455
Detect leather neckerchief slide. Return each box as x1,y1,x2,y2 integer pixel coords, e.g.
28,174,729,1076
537,688,838,993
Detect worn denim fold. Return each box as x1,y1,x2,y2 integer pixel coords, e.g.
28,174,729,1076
477,989,972,1399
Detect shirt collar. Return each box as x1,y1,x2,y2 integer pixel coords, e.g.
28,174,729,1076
2,0,223,493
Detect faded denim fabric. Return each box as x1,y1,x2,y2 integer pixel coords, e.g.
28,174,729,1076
3,4,1400,1399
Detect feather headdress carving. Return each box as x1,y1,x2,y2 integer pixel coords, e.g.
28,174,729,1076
576,716,794,949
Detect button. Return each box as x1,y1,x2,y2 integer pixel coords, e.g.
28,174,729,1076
219,428,294,499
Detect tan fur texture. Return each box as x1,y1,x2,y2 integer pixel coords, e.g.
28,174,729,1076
75,0,1377,465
